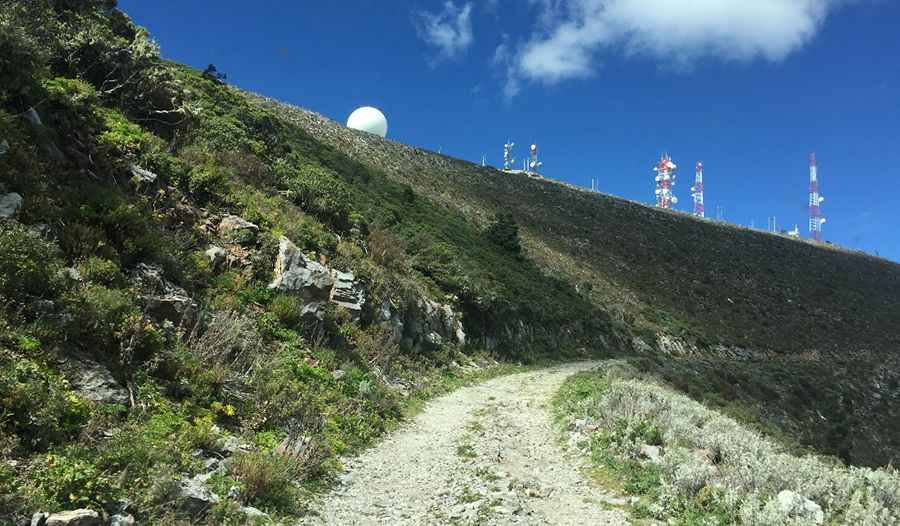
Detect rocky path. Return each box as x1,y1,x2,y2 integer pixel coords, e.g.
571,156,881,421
299,362,628,525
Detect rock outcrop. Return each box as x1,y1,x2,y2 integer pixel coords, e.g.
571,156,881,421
177,475,220,514
0,192,23,219
269,237,364,318
43,509,101,526
378,296,466,350
128,164,158,185
204,245,227,271
129,264,199,328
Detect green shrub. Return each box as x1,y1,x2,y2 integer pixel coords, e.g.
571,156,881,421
274,157,353,229
28,450,119,510
0,5,48,102
0,221,64,300
40,77,100,134
76,256,124,286
270,294,300,327
484,213,522,255
67,283,138,348
185,164,229,201
0,352,90,451
60,222,115,261
97,108,160,162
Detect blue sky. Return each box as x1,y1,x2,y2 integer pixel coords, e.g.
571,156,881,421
120,0,900,262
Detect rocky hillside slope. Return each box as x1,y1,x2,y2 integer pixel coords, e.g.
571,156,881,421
0,2,898,525
262,96,900,357
257,98,900,469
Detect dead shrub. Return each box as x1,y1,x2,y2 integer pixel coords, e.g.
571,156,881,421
189,310,265,373
368,228,408,271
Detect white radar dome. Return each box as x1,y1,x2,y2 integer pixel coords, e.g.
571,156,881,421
347,106,388,138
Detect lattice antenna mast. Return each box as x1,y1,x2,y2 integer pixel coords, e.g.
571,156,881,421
808,152,826,241
691,161,705,218
653,154,678,209
528,144,543,175
503,140,515,170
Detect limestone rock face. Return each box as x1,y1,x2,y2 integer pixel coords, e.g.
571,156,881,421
331,270,365,312
378,296,466,350
269,237,364,318
130,263,199,328
44,509,101,526
0,192,23,219
218,214,259,245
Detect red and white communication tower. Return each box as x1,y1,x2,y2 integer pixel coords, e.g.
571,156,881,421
653,154,678,209
808,152,826,241
691,161,705,218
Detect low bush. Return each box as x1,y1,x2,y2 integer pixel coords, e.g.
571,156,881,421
0,351,90,451
76,256,124,286
27,449,120,510
228,450,302,513
554,363,900,525
0,221,64,300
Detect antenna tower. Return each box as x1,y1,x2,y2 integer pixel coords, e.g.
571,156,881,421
503,141,515,170
528,144,543,175
808,152,826,241
691,161,705,218
653,154,678,209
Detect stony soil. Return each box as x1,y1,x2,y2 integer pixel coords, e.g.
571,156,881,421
299,363,628,525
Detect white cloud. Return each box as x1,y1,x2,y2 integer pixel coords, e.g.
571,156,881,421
413,2,475,62
503,0,850,95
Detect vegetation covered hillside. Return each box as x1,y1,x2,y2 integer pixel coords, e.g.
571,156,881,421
0,1,898,525
260,100,900,467
0,2,624,524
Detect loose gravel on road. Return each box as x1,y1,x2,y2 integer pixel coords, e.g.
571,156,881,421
299,362,629,525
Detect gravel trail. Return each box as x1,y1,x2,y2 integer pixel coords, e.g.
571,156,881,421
299,362,628,525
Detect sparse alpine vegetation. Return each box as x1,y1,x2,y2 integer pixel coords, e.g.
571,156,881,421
1,1,899,525
555,362,900,525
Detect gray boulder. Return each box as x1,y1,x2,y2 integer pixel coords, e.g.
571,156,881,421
23,107,42,126
0,139,9,158
129,164,158,185
269,237,335,318
204,245,227,270
178,475,220,514
44,509,100,526
0,192,23,219
776,490,824,524
109,515,135,526
30,512,48,526
62,358,128,406
130,264,199,328
218,215,259,245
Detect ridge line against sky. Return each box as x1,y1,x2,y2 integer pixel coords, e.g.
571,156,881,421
120,0,900,262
